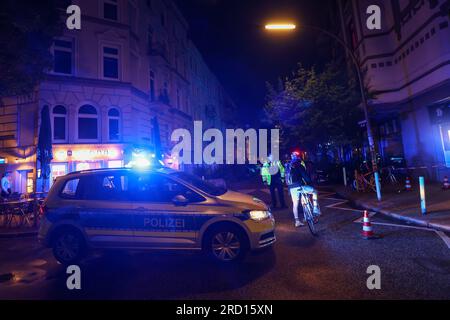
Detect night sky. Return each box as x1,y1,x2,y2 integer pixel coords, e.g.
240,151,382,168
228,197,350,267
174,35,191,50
175,0,336,126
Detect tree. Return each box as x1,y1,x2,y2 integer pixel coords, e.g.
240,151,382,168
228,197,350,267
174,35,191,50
0,0,69,97
265,63,365,160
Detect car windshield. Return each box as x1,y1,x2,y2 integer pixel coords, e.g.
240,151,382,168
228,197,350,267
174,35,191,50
171,172,227,196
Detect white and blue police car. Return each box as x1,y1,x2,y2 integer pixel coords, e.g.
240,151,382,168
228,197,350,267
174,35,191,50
38,167,276,264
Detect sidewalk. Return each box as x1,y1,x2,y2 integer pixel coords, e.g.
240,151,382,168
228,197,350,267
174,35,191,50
0,226,38,238
333,182,450,233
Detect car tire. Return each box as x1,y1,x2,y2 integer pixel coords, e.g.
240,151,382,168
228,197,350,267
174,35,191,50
204,225,248,263
52,228,86,265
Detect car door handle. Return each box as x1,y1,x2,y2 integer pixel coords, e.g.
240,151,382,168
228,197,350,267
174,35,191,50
135,207,147,211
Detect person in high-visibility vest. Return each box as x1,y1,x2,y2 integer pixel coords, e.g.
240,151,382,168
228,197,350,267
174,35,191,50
261,154,287,209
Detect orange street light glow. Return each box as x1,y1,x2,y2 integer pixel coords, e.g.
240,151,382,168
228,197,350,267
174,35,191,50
265,23,296,30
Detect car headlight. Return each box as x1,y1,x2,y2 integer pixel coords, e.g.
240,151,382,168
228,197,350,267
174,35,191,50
248,210,271,221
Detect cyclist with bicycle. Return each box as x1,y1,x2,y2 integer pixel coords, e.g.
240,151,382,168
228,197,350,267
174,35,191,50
286,152,321,228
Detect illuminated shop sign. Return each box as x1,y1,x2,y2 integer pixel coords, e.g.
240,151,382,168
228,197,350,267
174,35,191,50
54,145,123,162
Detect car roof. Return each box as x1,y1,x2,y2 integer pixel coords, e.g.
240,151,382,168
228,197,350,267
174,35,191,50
64,166,178,178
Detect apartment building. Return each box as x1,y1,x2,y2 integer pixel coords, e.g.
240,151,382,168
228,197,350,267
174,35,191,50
0,0,238,194
338,0,450,180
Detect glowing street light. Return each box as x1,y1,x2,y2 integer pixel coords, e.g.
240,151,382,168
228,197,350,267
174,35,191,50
264,23,296,30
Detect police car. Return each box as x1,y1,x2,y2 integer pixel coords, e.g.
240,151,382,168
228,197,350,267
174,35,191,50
38,167,276,264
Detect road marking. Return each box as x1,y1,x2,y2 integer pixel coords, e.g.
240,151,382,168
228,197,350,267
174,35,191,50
353,212,377,222
323,198,371,217
435,231,450,249
355,220,430,231
318,191,336,197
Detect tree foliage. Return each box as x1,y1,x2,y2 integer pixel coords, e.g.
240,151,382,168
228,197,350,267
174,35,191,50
265,63,365,155
0,0,68,97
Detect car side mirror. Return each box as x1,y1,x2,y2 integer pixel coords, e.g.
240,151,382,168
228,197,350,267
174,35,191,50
172,194,189,206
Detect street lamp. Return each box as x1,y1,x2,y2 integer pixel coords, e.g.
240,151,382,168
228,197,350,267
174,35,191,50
264,22,378,173
265,23,296,30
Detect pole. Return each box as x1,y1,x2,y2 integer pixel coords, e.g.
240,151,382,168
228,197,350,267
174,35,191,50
374,172,381,201
419,176,426,215
343,167,347,186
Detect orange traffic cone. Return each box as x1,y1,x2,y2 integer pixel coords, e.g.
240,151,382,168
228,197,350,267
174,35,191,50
443,176,450,190
405,177,412,191
362,210,379,239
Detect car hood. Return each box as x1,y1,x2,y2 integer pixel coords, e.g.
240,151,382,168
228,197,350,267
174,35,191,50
216,190,268,211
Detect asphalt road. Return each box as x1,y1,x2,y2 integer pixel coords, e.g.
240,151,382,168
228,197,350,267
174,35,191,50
0,187,449,300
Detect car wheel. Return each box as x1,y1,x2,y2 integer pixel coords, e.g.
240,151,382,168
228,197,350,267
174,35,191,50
52,229,86,265
205,225,248,263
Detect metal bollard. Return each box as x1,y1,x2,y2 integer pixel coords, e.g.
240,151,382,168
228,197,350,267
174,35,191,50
419,176,426,215
375,172,382,201
343,167,347,187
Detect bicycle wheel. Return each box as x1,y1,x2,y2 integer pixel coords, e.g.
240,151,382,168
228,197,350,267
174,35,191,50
303,203,318,236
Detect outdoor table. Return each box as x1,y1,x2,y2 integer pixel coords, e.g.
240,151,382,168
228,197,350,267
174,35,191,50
0,199,38,228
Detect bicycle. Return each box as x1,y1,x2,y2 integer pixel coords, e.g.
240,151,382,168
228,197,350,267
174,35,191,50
352,169,376,192
299,188,320,236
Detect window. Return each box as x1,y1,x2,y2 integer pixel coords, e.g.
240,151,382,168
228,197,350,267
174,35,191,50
103,0,118,21
78,105,98,140
81,173,131,201
128,1,137,33
161,123,169,145
108,108,120,141
441,124,450,153
159,81,170,104
52,105,67,141
176,88,181,109
53,39,72,74
103,46,119,79
108,160,124,168
172,172,227,196
147,26,154,51
149,70,155,101
132,174,205,203
51,163,68,186
60,178,81,199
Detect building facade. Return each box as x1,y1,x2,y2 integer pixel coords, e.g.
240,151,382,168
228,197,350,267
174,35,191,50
338,0,450,180
0,0,238,194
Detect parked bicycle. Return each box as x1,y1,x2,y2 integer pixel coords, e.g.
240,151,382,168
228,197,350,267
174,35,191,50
352,169,376,192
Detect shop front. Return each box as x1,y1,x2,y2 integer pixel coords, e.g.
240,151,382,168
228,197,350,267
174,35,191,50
49,144,126,186
0,150,36,195
428,99,450,180
1,143,167,194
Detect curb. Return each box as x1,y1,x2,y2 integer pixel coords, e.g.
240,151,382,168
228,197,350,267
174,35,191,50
0,230,38,239
335,190,450,233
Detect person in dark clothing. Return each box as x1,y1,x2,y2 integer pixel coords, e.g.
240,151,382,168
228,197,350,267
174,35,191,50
286,152,320,227
261,154,287,209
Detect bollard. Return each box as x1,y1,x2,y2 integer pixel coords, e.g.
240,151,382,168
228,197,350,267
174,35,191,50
419,176,426,215
374,172,382,201
343,167,347,187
